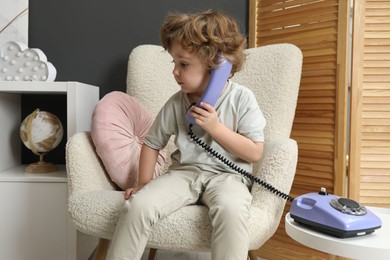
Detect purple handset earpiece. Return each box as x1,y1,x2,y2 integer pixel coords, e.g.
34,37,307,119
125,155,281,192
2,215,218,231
186,57,232,125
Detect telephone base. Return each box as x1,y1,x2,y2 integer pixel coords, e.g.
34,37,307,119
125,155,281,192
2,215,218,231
291,214,379,238
290,189,382,238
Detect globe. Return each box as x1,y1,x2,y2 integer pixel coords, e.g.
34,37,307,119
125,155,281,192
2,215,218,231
20,109,64,173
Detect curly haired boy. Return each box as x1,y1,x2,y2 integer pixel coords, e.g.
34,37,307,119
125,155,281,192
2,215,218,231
107,9,266,260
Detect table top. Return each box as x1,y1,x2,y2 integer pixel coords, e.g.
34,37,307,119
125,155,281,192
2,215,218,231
0,165,67,182
285,206,390,260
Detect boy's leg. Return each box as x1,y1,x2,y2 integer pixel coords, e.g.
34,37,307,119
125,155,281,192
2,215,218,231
106,168,202,260
201,173,252,260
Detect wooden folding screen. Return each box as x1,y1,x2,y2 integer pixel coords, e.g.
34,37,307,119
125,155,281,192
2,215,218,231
349,0,390,208
249,0,350,259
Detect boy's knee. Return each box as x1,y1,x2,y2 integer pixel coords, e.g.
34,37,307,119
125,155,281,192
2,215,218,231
211,203,250,225
123,194,150,216
123,193,160,225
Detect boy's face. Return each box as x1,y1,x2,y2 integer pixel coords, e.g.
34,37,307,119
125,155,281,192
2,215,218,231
170,41,210,101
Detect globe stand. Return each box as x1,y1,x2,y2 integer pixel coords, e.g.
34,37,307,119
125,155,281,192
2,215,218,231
25,153,58,173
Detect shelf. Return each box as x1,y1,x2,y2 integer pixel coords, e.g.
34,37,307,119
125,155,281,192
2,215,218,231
0,81,76,93
0,81,99,173
0,164,67,182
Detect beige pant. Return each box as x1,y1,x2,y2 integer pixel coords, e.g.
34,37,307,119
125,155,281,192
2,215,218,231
106,165,252,260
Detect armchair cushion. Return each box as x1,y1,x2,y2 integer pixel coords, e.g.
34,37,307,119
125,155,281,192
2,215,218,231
66,132,298,250
91,91,165,190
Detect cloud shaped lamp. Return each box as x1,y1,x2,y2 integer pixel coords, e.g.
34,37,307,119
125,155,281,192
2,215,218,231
0,41,56,82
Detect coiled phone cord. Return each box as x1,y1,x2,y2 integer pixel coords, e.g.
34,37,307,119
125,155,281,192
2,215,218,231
188,123,295,202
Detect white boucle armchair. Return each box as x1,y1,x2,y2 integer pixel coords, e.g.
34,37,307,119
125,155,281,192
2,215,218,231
66,44,302,260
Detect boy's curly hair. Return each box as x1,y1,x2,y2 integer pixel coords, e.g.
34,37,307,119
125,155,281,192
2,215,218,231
160,9,247,76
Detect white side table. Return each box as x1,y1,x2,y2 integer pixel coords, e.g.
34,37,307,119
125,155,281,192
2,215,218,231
285,207,390,260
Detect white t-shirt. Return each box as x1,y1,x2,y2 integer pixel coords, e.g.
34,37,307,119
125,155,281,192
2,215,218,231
144,80,266,176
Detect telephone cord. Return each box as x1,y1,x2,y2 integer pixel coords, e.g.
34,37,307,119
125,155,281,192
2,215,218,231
188,124,295,202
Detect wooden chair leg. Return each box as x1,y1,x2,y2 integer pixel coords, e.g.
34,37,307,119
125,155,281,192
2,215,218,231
248,250,258,260
94,238,110,260
148,248,158,260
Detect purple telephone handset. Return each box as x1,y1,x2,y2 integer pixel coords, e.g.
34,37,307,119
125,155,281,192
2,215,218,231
186,57,233,125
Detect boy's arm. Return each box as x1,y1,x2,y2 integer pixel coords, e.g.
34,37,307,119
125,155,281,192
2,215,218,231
209,122,263,163
124,144,159,199
138,144,160,185
188,102,263,163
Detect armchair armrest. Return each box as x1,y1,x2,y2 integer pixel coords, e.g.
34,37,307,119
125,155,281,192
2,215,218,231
251,138,298,211
66,132,117,196
66,132,125,238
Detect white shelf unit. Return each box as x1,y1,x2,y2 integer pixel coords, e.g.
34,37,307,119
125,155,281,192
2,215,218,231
0,81,99,260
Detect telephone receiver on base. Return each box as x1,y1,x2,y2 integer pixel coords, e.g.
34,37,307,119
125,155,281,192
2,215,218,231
186,56,232,125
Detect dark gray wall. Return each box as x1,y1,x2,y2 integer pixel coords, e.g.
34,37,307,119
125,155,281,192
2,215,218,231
28,0,248,98
23,0,248,164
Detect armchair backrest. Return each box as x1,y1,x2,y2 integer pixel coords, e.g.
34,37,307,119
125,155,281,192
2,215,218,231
127,45,178,118
232,44,302,141
127,44,302,142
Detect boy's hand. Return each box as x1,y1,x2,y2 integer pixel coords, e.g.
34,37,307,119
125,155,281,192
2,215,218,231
124,184,145,200
189,102,220,133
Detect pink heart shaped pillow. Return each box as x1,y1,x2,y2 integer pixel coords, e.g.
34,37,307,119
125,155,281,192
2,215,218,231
91,91,165,190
